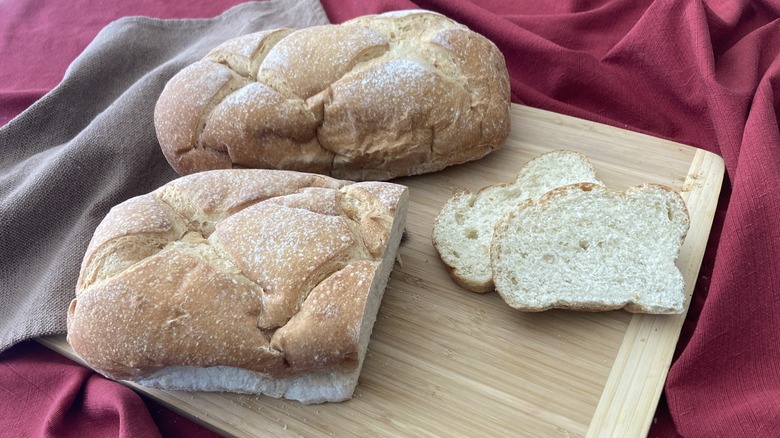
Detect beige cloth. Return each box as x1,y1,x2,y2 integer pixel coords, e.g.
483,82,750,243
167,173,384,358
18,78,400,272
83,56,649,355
0,0,330,352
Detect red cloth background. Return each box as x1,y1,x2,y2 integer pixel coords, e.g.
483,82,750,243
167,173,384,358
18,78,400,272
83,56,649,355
2,0,779,436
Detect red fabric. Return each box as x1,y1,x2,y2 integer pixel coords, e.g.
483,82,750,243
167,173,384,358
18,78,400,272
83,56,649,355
0,341,221,438
0,0,247,126
1,341,156,438
2,0,780,436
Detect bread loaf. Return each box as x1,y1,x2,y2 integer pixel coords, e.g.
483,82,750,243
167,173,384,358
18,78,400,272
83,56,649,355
66,169,409,403
154,10,511,181
432,150,601,292
491,183,689,313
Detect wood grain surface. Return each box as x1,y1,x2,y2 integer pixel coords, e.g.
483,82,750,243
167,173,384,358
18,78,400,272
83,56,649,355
39,103,725,438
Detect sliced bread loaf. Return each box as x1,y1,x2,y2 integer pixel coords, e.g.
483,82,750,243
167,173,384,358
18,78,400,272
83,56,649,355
432,150,601,292
491,183,690,313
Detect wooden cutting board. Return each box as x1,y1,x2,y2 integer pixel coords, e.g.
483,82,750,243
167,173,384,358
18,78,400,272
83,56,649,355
39,103,724,438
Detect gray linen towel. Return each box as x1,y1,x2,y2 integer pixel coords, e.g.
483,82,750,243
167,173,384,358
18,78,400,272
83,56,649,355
0,0,330,352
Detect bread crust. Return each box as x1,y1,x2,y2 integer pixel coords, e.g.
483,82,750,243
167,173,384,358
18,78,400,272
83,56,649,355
66,169,408,390
154,10,510,180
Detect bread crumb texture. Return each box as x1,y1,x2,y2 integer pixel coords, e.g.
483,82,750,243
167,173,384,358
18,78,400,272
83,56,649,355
432,150,602,293
154,10,510,180
491,183,690,314
66,169,407,383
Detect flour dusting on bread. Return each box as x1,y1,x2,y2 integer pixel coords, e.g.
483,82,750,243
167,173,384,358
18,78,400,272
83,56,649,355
154,10,510,180
67,169,409,403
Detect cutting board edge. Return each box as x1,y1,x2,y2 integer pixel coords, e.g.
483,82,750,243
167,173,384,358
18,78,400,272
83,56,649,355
586,147,725,437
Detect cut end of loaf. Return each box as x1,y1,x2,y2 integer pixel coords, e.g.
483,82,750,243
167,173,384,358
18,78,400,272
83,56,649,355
491,183,690,314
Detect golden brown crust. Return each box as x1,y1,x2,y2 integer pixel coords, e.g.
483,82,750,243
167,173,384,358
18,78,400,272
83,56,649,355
154,10,510,181
271,260,378,373
66,169,408,380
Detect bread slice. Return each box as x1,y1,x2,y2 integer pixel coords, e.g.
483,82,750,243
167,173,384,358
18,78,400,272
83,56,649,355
432,150,601,292
66,170,408,403
491,183,690,314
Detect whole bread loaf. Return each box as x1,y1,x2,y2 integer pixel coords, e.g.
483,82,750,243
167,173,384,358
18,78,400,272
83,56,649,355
66,169,409,403
154,10,511,180
432,150,601,293
491,183,690,314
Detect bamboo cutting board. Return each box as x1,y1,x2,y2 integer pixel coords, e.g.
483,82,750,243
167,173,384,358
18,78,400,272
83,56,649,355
39,103,724,437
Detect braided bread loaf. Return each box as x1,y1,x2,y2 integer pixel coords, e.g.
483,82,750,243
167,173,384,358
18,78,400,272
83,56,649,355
66,169,409,403
154,10,511,180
